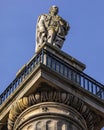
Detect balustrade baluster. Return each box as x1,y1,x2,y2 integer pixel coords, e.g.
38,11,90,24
87,80,89,91
83,76,85,89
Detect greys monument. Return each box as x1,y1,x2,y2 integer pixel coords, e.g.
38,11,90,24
35,5,70,52
0,5,104,130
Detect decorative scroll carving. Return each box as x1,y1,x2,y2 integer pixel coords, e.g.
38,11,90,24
8,91,102,130
35,5,70,52
8,97,29,130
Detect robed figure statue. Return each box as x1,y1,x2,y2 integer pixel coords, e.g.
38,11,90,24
35,5,70,52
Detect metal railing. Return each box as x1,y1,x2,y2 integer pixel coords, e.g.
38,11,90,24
0,49,104,105
46,51,104,99
0,50,44,105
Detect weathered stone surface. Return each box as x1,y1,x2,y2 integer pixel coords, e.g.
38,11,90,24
35,5,70,52
8,89,102,130
0,45,104,130
9,102,87,130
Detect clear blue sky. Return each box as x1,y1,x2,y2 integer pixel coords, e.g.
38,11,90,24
0,1,104,128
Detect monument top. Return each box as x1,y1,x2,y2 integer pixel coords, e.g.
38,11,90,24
35,5,70,52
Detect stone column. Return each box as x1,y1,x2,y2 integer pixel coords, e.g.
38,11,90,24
9,102,87,130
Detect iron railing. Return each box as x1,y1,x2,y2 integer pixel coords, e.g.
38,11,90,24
0,50,44,105
0,49,104,105
46,51,104,99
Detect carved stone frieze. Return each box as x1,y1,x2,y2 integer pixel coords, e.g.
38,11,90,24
8,90,102,130
11,103,87,130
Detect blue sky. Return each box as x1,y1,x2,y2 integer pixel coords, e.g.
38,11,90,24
0,0,104,125
0,1,104,128
0,0,104,92
1,0,104,87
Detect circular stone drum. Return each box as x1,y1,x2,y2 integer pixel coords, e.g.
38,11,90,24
13,102,87,130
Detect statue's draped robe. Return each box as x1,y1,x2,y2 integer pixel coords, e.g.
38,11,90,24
36,14,69,52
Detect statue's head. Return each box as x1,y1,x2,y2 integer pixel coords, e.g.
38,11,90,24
49,5,59,15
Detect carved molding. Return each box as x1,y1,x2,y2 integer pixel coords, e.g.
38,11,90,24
14,103,87,130
8,91,102,130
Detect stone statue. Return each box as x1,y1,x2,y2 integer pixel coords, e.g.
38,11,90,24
35,5,70,52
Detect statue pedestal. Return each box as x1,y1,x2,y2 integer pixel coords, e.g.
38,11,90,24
36,43,86,71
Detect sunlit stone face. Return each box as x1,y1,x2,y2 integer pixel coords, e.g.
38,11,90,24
13,103,87,130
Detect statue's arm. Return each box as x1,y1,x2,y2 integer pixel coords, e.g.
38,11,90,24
37,15,46,33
